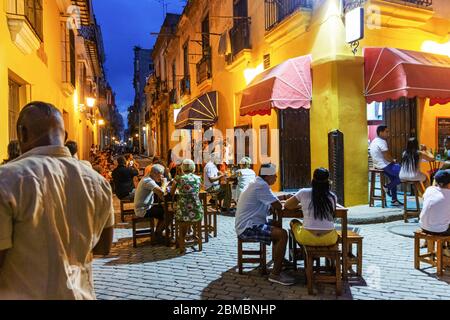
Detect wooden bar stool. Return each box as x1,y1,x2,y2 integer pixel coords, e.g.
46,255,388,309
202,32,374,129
402,181,421,222
132,217,154,248
120,199,135,222
414,229,450,277
175,220,203,252
339,231,363,278
369,169,387,208
303,244,342,296
237,238,267,275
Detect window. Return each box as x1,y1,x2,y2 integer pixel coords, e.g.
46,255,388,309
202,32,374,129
62,23,76,88
183,41,189,76
25,0,43,41
260,124,271,157
8,79,21,141
172,61,176,89
201,15,210,57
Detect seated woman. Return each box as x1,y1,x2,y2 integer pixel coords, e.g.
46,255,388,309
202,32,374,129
235,157,256,202
285,168,339,247
419,170,450,236
399,137,434,195
170,159,204,254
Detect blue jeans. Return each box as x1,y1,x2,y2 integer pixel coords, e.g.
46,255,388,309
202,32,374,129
383,163,401,201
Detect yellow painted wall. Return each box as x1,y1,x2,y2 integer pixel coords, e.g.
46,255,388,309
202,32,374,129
157,0,450,205
0,0,96,161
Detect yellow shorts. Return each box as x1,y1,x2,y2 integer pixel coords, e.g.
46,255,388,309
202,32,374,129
291,222,338,247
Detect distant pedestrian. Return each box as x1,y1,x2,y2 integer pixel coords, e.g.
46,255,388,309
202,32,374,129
65,140,93,169
112,156,139,200
0,101,114,300
2,140,20,164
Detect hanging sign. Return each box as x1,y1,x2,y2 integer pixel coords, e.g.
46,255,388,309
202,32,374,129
345,7,365,43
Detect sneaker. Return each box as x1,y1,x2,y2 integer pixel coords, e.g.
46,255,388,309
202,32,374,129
391,200,404,207
268,272,296,286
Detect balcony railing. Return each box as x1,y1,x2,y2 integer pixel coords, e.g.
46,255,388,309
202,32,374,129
229,19,251,58
343,0,432,12
265,0,313,31
196,48,212,85
180,75,191,96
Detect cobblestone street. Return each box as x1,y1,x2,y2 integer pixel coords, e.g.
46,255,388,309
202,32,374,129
92,199,450,300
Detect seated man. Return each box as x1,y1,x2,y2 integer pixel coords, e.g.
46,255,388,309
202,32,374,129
203,153,226,206
134,164,170,244
112,156,139,200
369,125,403,206
420,170,450,237
235,163,295,286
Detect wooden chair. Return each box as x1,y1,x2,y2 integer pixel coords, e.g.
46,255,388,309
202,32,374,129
132,217,154,248
175,220,203,252
303,244,342,296
338,230,363,278
120,199,135,222
414,229,450,277
288,229,304,271
203,193,218,241
237,238,267,275
402,181,421,222
369,169,387,208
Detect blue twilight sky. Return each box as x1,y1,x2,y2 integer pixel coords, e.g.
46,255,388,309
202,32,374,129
92,0,185,125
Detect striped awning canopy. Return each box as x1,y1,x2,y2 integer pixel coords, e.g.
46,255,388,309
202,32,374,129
364,47,450,106
175,91,218,129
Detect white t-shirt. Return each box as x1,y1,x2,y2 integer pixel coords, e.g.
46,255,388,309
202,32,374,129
236,168,256,200
134,177,159,217
420,186,450,233
0,146,114,300
204,161,219,189
370,137,391,169
235,177,279,236
294,188,336,231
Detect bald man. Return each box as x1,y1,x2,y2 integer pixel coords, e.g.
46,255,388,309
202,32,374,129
0,101,114,300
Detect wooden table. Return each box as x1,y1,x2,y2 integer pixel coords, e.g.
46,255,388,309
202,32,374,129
273,205,349,281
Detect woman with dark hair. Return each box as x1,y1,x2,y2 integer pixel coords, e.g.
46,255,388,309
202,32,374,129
399,137,434,195
2,140,21,164
285,168,339,246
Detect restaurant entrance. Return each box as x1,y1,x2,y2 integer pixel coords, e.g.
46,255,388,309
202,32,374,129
279,108,311,190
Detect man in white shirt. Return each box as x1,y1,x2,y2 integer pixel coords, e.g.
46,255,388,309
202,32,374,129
420,170,450,236
369,125,402,206
235,164,294,286
0,102,114,300
134,164,169,244
203,152,226,203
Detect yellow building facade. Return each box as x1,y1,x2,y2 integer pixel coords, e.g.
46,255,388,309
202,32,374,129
150,0,450,206
0,0,105,161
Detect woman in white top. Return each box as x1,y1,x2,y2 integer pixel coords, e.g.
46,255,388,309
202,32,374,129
285,168,339,246
235,157,256,201
399,137,434,195
419,170,450,236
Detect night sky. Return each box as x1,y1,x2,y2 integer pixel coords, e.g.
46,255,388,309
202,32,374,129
93,0,185,125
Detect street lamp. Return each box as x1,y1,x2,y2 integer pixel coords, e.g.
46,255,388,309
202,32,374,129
86,97,96,108
98,119,105,126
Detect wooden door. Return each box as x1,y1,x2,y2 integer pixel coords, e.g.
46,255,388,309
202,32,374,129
383,98,417,162
279,108,311,190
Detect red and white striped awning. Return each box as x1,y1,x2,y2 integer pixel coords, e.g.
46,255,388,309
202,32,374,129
364,47,450,106
240,55,312,116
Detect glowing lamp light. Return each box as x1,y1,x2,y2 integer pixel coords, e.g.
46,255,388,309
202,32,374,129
421,40,450,57
98,119,105,126
143,126,147,131
244,63,264,85
86,97,96,108
135,134,139,138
